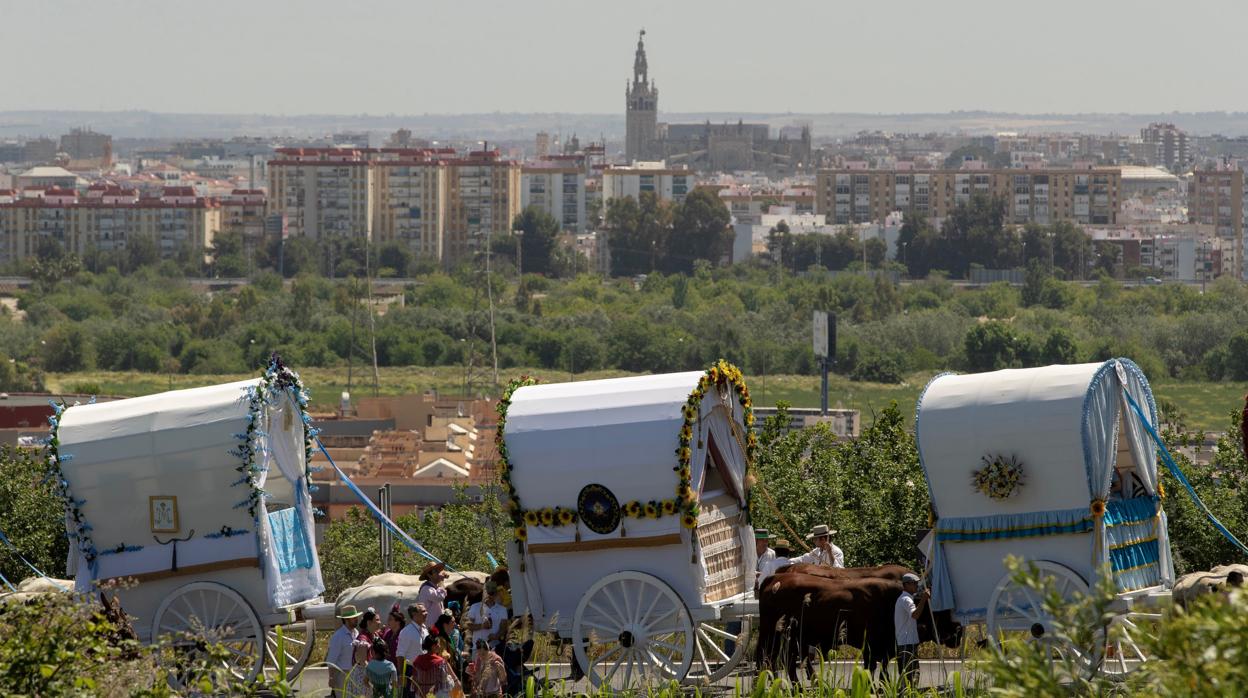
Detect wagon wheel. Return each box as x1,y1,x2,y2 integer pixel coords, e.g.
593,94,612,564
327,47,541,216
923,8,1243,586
1097,608,1161,677
986,561,1092,665
684,617,752,684
572,571,695,688
152,581,265,684
263,619,317,681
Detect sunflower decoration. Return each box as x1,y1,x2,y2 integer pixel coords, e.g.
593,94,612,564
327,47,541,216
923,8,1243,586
624,501,643,518
1091,498,1107,518
514,526,528,541
644,501,660,519
497,375,540,539
523,510,540,526
1157,482,1166,499
539,509,555,526
556,508,576,526
971,453,1025,501
662,500,677,516
681,512,698,529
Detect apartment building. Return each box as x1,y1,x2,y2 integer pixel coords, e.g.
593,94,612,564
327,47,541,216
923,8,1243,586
220,189,267,242
1141,123,1190,173
267,148,375,240
521,161,587,232
1187,167,1243,277
267,147,520,265
815,166,1122,227
601,161,693,204
444,150,522,261
0,186,220,264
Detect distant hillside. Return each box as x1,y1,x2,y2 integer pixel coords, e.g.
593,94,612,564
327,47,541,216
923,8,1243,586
5,109,1248,142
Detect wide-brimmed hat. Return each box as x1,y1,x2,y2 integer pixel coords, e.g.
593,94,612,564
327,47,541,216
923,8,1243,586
805,524,837,540
754,528,772,540
420,561,447,580
336,604,364,620
774,538,792,550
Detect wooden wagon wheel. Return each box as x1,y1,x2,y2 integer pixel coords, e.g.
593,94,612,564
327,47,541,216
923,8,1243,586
986,561,1091,662
1096,607,1160,677
572,571,695,688
152,581,265,684
263,618,317,681
684,617,752,684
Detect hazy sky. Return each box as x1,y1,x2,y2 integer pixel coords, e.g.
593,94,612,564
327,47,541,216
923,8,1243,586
4,0,1243,115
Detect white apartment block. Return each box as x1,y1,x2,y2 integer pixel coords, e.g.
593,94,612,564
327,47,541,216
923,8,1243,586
601,161,693,205
521,164,587,232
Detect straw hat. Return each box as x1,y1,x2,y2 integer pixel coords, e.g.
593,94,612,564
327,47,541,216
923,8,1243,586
805,524,837,540
336,604,364,620
753,528,773,540
774,538,792,550
419,561,447,580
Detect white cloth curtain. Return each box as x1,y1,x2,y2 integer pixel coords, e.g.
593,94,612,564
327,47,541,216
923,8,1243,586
258,392,324,609
1083,362,1121,503
706,409,747,506
1117,367,1158,497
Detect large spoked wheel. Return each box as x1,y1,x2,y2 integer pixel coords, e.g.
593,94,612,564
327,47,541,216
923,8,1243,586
685,617,751,684
152,581,265,684
987,561,1091,664
264,619,317,681
572,571,695,688
1097,608,1160,677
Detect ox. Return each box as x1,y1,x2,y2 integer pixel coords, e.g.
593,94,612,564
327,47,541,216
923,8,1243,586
757,571,962,680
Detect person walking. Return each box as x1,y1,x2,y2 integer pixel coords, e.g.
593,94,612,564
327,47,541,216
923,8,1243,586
397,604,429,698
411,634,462,698
366,639,399,698
417,562,449,629
790,524,844,568
894,573,928,689
328,605,364,697
468,639,506,698
381,607,406,665
466,585,509,653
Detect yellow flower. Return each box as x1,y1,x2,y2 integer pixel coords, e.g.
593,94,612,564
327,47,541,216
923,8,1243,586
539,509,555,526
1091,498,1106,517
624,501,642,517
515,527,527,541
557,509,575,525
1157,482,1166,499
662,500,677,515
678,447,692,463
681,513,698,529
644,502,659,518
523,510,539,526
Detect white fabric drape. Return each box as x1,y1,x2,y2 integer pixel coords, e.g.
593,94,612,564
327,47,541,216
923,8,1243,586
706,407,747,504
1083,362,1120,503
258,393,324,609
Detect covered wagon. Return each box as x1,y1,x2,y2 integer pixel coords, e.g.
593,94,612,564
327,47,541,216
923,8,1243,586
501,363,758,686
49,359,324,682
916,358,1173,672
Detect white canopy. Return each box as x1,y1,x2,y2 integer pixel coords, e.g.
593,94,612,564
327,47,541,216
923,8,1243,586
506,371,749,511
916,360,1158,519
56,375,323,608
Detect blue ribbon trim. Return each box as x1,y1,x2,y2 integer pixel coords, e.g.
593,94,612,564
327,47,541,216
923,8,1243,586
1104,496,1157,527
315,438,451,570
935,506,1094,543
1122,389,1248,557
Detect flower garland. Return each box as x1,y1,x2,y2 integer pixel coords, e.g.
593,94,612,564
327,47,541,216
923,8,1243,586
496,376,540,542
972,453,1026,501
230,355,316,524
501,362,757,541
675,360,756,528
45,399,101,576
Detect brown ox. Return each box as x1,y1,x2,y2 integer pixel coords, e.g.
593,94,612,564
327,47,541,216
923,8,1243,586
757,571,962,679
773,563,909,583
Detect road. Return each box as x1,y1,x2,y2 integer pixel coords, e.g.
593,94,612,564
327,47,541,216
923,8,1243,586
292,660,972,695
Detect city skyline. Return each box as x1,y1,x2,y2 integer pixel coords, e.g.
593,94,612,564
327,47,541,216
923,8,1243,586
4,0,1246,115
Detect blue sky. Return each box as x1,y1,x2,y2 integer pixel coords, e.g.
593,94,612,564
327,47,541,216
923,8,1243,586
3,0,1240,114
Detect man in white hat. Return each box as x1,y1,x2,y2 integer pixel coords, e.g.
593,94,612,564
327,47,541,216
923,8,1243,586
789,524,844,568
416,561,448,629
894,573,929,688
754,528,776,592
328,604,363,696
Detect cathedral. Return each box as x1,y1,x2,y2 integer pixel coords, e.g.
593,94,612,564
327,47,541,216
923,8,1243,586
623,30,813,175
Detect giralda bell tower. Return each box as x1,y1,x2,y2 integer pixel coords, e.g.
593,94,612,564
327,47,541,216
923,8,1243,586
624,29,658,163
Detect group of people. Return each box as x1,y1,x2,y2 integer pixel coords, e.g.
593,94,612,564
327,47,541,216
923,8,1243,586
327,562,514,698
754,524,929,688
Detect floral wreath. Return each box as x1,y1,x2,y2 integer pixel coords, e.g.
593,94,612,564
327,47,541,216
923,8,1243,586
972,453,1025,501
501,361,756,542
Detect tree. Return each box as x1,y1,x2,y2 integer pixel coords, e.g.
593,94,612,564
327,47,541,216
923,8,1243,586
209,230,248,278
126,234,161,271
606,193,673,277
750,403,928,569
1040,328,1078,365
377,241,413,277
964,321,1024,371
0,445,68,584
666,188,733,273
765,220,793,269
513,206,560,276
41,324,96,372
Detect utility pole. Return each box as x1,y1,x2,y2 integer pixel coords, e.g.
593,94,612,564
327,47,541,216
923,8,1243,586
365,235,380,397
485,233,499,388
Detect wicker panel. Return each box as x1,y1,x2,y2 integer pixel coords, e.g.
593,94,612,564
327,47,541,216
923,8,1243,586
698,496,746,602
